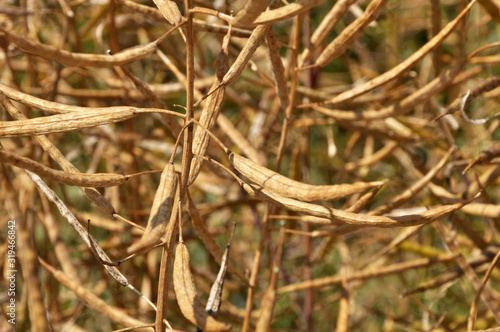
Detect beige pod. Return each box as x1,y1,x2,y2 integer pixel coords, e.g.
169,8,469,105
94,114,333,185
173,242,232,331
229,151,385,201
128,162,177,254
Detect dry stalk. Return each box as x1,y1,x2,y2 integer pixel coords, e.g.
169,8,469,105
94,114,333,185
403,246,500,297
279,252,456,294
467,250,500,331
254,222,285,331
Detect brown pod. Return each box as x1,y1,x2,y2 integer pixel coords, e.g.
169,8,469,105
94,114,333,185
1,28,158,68
0,108,138,137
128,162,177,254
230,0,269,28
152,0,182,25
173,242,232,331
189,30,230,184
229,151,385,201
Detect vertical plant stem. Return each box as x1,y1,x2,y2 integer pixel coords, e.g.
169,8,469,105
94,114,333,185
241,209,271,332
181,0,195,199
255,222,286,331
155,2,194,327
301,125,314,332
154,194,180,331
275,14,300,172
430,0,442,76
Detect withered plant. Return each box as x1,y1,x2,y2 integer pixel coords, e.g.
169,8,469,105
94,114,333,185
1,0,500,331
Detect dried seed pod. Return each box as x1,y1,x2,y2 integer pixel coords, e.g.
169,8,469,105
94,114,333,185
228,151,385,201
173,242,232,331
0,108,138,137
152,0,182,25
189,27,231,184
205,224,236,316
0,22,182,68
461,202,500,218
231,0,269,28
221,24,269,86
0,84,185,122
300,0,355,66
0,105,184,137
189,85,226,184
241,182,471,228
314,0,389,67
2,28,156,68
194,23,271,108
0,148,152,187
266,27,289,110
251,0,326,26
128,162,177,254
